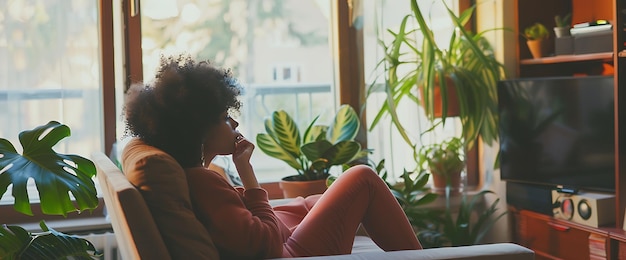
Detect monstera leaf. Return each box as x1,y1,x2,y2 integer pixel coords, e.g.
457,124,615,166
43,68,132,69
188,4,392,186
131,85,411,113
0,221,101,260
0,121,98,216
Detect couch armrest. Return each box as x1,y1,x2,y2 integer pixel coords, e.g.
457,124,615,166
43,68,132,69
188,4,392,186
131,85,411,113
273,243,534,260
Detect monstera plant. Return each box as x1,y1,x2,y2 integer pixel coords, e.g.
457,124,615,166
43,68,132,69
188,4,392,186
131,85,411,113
0,121,101,259
257,104,367,181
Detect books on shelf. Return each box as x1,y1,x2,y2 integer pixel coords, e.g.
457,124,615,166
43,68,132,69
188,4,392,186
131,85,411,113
589,233,607,260
571,23,612,36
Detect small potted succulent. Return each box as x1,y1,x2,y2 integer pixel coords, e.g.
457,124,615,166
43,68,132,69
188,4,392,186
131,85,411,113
554,13,572,38
419,137,465,194
524,22,550,58
256,104,368,198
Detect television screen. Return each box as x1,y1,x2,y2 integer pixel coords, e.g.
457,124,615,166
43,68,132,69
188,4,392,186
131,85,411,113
498,76,615,192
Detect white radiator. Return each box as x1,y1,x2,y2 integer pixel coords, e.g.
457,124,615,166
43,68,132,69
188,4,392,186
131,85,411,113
79,232,121,260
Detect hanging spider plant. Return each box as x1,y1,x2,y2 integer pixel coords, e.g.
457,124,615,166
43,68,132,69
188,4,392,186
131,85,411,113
369,0,507,150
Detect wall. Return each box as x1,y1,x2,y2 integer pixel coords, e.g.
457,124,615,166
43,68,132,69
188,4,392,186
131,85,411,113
475,0,518,243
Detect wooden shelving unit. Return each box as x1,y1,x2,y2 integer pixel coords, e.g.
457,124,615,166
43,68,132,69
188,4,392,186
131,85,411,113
509,0,625,259
519,52,613,65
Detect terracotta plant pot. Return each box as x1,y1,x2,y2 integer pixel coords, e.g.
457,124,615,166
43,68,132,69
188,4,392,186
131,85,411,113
279,176,328,198
526,39,546,59
431,171,462,194
420,76,460,118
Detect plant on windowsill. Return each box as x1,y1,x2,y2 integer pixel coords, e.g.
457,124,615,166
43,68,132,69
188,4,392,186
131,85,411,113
373,159,507,248
425,189,508,247
256,104,368,198
369,0,506,151
373,159,442,248
0,121,101,259
418,136,465,194
524,22,550,59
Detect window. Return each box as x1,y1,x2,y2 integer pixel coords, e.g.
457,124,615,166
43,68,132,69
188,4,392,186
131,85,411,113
128,0,476,184
134,0,335,181
0,0,103,203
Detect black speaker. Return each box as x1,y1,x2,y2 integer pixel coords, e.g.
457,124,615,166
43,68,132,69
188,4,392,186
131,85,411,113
506,182,553,215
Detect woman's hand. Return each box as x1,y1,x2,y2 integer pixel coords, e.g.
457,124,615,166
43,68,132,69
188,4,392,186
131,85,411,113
232,134,260,189
232,134,254,165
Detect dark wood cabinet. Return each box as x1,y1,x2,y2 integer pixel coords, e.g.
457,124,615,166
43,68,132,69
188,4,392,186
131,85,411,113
513,210,609,259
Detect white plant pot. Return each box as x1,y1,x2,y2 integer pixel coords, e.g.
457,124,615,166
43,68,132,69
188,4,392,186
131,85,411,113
554,27,571,38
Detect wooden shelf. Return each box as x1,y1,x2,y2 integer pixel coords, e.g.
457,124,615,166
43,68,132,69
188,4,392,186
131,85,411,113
520,52,613,65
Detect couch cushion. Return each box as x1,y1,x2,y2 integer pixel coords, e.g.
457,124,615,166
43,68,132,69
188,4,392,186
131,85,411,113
121,138,219,259
94,151,169,260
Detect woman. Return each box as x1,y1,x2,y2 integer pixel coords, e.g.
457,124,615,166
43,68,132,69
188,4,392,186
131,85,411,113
124,55,422,259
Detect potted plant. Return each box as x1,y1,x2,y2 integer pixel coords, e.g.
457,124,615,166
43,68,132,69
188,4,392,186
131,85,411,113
373,159,506,248
425,190,508,247
256,104,367,198
0,121,101,259
369,0,506,151
554,13,572,38
372,159,443,248
418,137,465,194
524,22,550,59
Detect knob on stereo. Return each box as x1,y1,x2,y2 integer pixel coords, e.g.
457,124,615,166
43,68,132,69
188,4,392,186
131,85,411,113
578,199,592,220
560,198,574,220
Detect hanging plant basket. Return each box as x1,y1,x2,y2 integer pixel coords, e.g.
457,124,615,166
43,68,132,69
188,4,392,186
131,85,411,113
420,76,460,118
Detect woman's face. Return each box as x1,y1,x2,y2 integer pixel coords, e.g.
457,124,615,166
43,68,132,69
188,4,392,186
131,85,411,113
203,112,240,156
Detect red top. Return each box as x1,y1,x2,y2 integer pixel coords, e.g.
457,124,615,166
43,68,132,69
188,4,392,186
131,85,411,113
185,167,292,259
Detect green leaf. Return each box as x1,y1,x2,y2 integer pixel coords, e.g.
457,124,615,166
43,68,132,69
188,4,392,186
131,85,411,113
304,125,326,144
413,192,438,206
0,221,102,260
326,105,359,143
301,140,333,162
256,133,302,171
0,224,31,259
325,141,361,165
0,121,98,216
269,110,301,157
20,221,101,259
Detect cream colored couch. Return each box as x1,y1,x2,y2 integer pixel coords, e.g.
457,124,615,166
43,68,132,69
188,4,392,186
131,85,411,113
93,141,534,260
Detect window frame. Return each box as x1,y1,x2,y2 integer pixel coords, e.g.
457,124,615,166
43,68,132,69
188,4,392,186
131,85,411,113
1,0,482,224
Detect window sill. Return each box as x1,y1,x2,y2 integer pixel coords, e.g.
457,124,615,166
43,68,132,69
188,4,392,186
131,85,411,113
0,197,110,234
420,189,487,211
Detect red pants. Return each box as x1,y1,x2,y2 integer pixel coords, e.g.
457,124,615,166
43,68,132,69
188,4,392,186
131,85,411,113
273,165,422,257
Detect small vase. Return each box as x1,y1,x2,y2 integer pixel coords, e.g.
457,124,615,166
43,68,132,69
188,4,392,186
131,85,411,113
553,27,571,38
526,39,545,59
431,171,463,194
